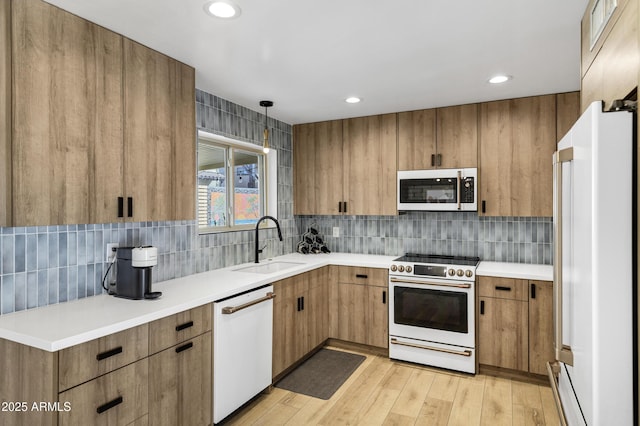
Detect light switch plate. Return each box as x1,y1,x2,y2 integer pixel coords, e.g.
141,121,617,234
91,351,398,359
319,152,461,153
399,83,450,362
332,227,340,238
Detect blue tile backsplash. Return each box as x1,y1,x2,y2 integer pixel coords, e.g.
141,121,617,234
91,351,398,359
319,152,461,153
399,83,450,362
0,89,553,316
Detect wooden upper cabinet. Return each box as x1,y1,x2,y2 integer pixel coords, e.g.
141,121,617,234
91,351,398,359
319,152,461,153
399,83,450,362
123,41,195,222
581,0,638,111
12,0,123,226
398,109,436,170
436,104,478,168
124,39,175,222
398,104,477,170
172,62,196,221
293,120,343,215
0,0,10,227
479,95,556,217
556,92,581,142
343,114,397,215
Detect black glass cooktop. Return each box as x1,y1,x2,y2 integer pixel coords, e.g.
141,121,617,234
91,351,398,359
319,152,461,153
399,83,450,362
393,253,480,266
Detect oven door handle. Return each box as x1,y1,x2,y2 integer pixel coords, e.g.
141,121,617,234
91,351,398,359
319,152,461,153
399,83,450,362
390,338,472,357
389,277,471,289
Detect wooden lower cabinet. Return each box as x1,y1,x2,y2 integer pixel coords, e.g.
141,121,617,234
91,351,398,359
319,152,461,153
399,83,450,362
477,276,554,375
148,332,212,426
478,296,528,371
333,266,389,349
58,360,149,426
528,280,554,375
272,267,329,379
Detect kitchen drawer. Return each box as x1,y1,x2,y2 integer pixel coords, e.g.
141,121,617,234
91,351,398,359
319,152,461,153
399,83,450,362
478,276,528,301
336,266,388,287
58,324,149,392
58,359,149,426
148,304,212,354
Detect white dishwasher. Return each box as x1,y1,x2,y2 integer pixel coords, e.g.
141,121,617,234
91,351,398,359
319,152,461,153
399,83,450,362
213,284,274,424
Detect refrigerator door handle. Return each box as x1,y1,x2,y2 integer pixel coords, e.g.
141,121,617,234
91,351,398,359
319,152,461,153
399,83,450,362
553,148,574,366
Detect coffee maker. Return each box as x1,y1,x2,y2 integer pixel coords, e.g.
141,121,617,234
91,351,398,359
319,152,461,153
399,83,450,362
113,246,162,300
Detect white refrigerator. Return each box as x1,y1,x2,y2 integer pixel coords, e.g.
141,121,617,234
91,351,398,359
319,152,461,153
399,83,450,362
549,100,634,425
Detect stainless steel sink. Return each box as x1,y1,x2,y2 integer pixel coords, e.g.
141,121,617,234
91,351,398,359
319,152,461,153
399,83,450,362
232,261,304,274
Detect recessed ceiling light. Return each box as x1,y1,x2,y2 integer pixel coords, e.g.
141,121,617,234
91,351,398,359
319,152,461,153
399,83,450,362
488,75,512,84
204,1,241,19
345,97,361,104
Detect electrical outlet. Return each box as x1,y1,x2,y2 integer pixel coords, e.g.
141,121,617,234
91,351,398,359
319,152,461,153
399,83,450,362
332,227,340,238
106,243,119,262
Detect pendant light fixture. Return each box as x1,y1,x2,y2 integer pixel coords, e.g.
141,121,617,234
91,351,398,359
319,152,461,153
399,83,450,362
260,100,273,154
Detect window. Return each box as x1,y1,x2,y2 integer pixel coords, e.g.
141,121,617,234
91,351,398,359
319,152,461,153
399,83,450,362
197,131,277,233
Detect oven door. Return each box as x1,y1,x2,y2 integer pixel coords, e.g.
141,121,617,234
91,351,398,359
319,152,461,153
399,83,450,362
389,276,475,349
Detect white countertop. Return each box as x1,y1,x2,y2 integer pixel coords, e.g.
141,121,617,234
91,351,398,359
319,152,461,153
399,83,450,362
0,253,395,352
476,261,553,281
0,254,553,351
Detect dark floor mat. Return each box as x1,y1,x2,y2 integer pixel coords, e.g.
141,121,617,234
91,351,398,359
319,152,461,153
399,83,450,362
274,348,366,400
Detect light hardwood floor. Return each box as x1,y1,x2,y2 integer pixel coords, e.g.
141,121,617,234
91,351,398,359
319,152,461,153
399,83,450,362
224,347,559,426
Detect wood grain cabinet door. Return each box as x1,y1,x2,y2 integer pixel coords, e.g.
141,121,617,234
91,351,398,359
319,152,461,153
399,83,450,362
123,39,175,222
366,285,388,348
337,282,368,345
343,114,397,216
478,296,528,371
528,280,554,375
479,94,556,217
12,0,123,226
293,120,343,215
436,104,478,169
1,0,11,227
398,109,437,170
148,332,212,426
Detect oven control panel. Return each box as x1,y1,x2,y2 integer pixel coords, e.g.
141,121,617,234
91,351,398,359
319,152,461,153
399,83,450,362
389,263,475,279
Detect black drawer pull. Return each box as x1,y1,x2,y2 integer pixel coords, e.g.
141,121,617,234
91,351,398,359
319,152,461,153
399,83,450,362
495,286,511,291
175,321,194,332
96,396,123,414
127,197,133,218
531,283,537,299
175,342,193,353
356,274,368,279
96,346,123,361
482,200,486,214
301,296,304,311
297,297,301,312
480,300,485,315
338,201,343,213
382,290,386,304
343,202,347,213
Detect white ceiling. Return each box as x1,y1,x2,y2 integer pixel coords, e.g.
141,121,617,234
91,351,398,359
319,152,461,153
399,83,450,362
44,0,589,125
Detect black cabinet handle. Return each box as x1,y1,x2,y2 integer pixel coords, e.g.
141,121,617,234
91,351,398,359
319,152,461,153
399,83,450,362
117,197,124,218
495,286,511,292
356,274,368,279
382,290,386,304
344,202,347,213
96,346,123,361
338,202,342,213
297,297,301,312
431,154,435,167
96,396,123,414
175,321,194,332
175,342,193,353
301,296,304,311
127,197,133,218
482,200,486,214
480,300,485,315
531,283,536,299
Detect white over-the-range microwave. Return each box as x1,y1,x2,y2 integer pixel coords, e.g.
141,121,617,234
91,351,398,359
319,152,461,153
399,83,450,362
397,168,478,212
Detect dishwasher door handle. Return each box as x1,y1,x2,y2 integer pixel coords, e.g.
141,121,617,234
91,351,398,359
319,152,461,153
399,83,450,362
221,292,276,314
